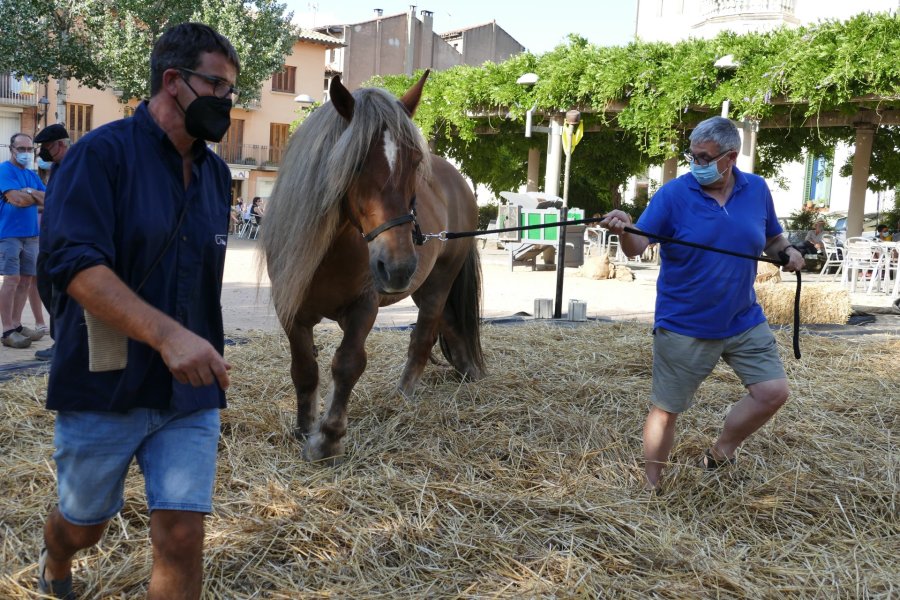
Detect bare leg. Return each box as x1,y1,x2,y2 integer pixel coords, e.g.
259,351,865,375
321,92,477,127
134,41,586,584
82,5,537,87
0,274,21,331
712,378,789,459
643,405,679,490
42,507,107,582
28,277,46,326
148,510,205,600
10,275,32,328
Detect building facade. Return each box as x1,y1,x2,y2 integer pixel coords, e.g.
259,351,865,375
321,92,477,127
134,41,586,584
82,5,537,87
0,30,341,204
630,0,898,221
317,7,525,93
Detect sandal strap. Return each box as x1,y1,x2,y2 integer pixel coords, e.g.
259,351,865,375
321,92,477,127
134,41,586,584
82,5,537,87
703,448,736,470
38,548,75,600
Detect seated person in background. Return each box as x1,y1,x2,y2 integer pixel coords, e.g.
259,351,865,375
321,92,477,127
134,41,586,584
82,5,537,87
250,196,264,226
801,218,827,255
875,224,892,242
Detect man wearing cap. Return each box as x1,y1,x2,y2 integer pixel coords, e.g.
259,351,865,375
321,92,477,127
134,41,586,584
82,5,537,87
0,133,46,348
35,124,71,171
33,124,71,361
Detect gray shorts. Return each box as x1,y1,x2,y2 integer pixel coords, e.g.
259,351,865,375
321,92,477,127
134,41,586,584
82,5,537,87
0,236,39,276
651,322,786,413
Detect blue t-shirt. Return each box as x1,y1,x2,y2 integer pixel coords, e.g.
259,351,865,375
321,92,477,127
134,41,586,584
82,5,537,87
635,167,782,339
0,161,45,238
42,101,232,412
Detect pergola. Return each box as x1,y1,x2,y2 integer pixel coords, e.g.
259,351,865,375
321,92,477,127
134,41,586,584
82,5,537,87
516,96,900,237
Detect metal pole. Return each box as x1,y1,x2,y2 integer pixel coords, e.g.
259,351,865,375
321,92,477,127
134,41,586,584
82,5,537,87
554,149,572,318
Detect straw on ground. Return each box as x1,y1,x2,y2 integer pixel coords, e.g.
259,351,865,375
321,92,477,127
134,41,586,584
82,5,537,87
1,321,896,598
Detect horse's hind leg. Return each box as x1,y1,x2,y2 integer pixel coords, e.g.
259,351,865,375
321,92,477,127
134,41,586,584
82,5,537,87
398,295,446,397
288,322,319,440
305,297,377,463
437,304,485,380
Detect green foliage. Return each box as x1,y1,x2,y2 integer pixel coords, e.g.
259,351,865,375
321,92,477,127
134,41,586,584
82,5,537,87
838,126,900,192
0,0,295,102
0,0,106,86
100,0,295,102
477,203,498,231
787,207,819,231
881,194,900,230
372,12,900,203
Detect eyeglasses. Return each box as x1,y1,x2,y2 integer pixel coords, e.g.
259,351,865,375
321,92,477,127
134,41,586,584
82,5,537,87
178,68,240,101
12,145,34,153
683,149,731,167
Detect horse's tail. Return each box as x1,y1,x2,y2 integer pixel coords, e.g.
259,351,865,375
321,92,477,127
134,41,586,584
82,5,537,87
439,241,485,378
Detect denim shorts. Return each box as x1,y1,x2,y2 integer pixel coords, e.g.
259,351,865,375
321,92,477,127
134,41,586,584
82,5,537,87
53,408,220,526
0,236,39,276
651,322,786,414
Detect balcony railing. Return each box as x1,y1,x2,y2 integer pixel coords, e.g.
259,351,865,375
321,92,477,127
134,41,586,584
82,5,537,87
700,0,796,18
0,72,39,107
207,142,285,168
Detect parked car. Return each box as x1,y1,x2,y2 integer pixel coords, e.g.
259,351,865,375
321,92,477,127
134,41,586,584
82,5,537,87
831,213,878,246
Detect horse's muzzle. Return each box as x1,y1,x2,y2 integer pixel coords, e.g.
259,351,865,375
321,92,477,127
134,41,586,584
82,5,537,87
372,254,418,293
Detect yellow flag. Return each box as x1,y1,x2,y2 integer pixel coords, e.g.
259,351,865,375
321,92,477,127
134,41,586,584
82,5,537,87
561,120,584,156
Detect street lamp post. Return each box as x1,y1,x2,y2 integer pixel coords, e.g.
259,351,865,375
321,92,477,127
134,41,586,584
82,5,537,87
553,109,582,318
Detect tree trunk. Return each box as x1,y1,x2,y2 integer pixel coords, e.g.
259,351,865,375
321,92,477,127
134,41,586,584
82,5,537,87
609,182,622,209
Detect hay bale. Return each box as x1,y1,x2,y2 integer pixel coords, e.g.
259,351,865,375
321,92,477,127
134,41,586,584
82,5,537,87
755,281,852,324
615,265,635,281
756,261,782,283
582,252,612,280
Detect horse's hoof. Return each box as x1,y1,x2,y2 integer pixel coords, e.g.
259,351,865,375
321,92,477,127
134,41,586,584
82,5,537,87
303,434,345,465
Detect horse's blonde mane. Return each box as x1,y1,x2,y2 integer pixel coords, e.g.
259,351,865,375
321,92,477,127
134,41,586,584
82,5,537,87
259,86,432,327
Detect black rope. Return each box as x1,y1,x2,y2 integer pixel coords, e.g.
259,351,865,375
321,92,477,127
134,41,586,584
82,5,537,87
444,216,802,359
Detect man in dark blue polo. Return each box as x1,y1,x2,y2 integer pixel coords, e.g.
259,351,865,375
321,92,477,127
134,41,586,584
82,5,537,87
38,23,238,599
602,117,805,493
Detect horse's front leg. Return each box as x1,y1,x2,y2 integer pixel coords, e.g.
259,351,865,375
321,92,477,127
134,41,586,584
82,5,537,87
304,295,378,463
287,320,319,441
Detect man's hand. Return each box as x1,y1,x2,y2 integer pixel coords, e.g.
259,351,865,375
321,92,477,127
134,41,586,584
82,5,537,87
158,327,232,390
5,189,37,208
599,209,633,235
780,246,806,273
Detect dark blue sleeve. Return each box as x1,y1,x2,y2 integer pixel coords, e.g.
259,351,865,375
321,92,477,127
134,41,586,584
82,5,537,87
43,139,119,293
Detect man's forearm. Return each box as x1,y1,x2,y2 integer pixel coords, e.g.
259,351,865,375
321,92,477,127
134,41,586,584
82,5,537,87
67,264,181,352
764,235,789,256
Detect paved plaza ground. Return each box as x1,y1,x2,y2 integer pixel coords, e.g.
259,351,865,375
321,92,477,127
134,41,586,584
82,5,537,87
3,235,898,372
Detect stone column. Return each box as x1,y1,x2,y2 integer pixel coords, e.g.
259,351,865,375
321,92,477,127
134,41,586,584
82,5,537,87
545,117,563,198
847,122,876,238
662,157,678,183
526,147,540,192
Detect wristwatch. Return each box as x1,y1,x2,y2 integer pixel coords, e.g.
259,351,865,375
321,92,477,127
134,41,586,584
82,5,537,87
24,187,33,196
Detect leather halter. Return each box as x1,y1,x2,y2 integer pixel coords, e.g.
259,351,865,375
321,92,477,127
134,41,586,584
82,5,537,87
359,195,426,246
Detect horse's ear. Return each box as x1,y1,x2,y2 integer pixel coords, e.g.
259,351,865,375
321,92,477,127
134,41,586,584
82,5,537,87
399,69,430,116
330,75,354,122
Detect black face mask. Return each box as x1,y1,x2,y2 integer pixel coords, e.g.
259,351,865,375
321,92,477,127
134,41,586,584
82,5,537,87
183,95,232,143
38,145,54,162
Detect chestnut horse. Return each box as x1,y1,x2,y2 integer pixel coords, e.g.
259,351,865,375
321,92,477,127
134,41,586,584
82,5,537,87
260,72,485,462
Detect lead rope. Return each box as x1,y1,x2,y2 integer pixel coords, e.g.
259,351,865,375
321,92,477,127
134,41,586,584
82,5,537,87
434,217,802,359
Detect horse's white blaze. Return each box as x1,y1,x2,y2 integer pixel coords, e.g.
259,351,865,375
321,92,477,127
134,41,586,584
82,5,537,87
383,130,398,174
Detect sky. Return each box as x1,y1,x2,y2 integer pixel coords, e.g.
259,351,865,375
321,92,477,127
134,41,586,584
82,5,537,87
284,0,640,54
